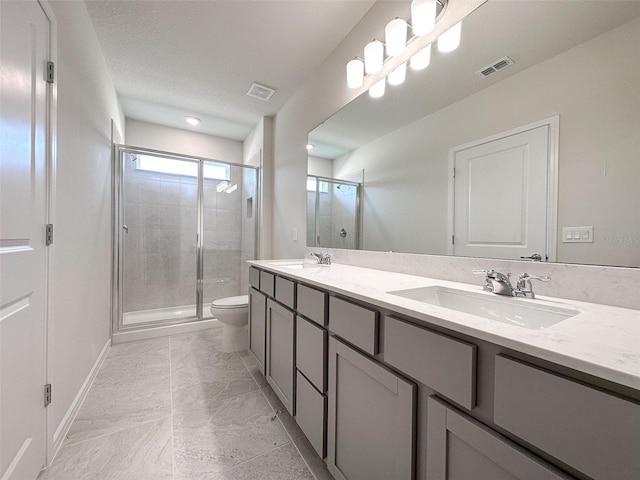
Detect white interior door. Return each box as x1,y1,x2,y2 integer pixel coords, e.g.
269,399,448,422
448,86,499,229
451,124,552,261
0,1,50,478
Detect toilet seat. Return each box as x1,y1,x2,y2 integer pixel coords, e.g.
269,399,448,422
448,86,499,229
211,295,248,309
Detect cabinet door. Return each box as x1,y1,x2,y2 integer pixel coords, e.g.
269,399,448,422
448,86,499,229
248,287,266,374
426,396,574,480
327,337,416,480
266,299,295,414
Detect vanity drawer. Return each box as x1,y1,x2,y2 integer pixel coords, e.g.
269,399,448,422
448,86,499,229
297,284,327,326
296,315,327,392
275,276,295,309
329,297,379,355
384,316,476,409
494,355,640,480
249,267,260,289
260,271,275,297
295,370,326,459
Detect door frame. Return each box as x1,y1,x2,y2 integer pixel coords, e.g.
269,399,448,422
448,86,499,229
447,116,559,262
111,145,260,334
37,0,58,467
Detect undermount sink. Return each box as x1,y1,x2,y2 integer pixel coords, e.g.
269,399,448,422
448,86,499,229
387,286,579,330
268,260,327,271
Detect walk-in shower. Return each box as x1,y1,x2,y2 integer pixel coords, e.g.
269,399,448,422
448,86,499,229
307,175,361,249
113,146,258,332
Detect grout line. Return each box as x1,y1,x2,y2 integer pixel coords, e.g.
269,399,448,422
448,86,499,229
169,335,176,480
61,416,170,448
210,441,295,478
245,363,321,480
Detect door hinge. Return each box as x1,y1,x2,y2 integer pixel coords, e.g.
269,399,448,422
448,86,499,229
452,167,456,178
452,235,455,245
44,384,52,407
46,224,54,245
46,61,55,83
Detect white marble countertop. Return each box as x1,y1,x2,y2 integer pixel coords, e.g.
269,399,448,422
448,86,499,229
249,259,640,391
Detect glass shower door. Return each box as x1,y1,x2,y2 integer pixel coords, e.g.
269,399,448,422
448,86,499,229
201,162,257,315
121,151,198,325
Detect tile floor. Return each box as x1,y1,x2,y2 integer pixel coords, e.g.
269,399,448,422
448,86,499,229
39,327,334,480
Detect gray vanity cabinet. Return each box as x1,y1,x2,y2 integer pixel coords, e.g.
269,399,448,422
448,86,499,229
248,286,266,374
327,336,416,480
266,298,295,415
426,396,573,480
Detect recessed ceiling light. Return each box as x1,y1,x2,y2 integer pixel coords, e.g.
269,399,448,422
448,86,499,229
185,116,201,126
306,144,314,151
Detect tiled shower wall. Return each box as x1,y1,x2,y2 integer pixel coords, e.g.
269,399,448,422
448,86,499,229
306,184,358,249
123,158,254,313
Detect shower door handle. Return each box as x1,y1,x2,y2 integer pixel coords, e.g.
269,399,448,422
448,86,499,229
123,225,129,234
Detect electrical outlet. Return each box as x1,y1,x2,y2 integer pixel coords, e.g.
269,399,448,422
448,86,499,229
562,226,593,243
292,228,298,242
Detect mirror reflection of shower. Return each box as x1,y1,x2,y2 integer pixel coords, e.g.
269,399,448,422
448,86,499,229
115,147,258,330
306,175,361,250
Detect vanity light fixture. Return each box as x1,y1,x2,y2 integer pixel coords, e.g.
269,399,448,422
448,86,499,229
438,21,462,52
346,0,452,94
364,40,384,75
410,44,432,70
346,58,365,88
385,18,408,57
388,62,407,86
184,115,201,126
224,184,238,194
216,181,229,192
411,0,437,36
369,77,386,98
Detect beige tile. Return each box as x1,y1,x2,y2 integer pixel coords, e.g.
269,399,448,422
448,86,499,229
259,385,305,441
40,417,173,480
66,338,171,445
173,389,290,478
205,442,315,480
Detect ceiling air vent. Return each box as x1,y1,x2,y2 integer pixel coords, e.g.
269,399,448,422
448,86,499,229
247,82,275,101
476,56,514,79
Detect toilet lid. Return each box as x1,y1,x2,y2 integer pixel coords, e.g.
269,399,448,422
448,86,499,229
212,295,249,309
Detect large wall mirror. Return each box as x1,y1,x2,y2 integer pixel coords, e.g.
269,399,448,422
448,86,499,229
308,0,640,268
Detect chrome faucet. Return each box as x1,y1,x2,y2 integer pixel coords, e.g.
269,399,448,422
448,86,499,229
514,273,551,299
474,269,550,298
310,252,332,265
474,269,514,296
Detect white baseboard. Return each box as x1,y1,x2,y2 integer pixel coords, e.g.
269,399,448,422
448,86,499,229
48,338,111,464
111,319,220,344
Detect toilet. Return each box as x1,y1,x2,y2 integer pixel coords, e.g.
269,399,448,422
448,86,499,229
210,295,249,353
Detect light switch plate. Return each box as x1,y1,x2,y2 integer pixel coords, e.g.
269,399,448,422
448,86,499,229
562,226,593,243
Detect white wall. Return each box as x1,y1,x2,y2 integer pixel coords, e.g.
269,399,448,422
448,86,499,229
125,119,242,164
47,0,124,455
307,155,332,178
270,1,480,259
243,117,273,259
333,18,640,266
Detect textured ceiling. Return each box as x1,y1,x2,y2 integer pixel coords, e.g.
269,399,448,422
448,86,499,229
85,0,375,140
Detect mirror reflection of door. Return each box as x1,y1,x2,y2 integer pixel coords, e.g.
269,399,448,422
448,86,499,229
449,119,558,261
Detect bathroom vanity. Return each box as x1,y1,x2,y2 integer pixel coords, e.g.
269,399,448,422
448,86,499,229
247,261,640,480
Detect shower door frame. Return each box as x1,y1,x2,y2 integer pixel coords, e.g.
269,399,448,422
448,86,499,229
112,144,260,334
308,175,362,249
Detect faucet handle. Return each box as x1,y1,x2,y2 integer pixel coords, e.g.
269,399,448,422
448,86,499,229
515,273,551,299
519,273,550,282
473,269,494,291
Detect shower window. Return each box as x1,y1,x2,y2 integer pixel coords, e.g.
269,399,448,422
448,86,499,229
135,154,230,180
114,146,258,332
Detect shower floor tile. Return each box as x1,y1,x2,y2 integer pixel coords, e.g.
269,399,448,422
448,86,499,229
40,326,333,480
